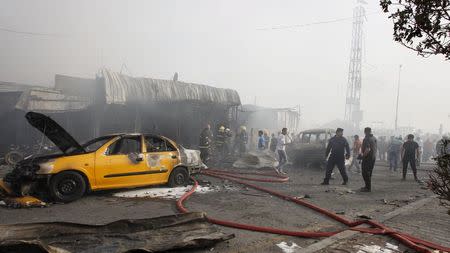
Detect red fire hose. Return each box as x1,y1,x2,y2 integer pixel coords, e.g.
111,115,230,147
176,169,450,253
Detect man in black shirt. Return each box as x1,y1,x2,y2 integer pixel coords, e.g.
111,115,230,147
321,128,350,185
361,127,377,192
401,134,420,181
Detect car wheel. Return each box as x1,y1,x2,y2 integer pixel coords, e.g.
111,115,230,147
49,171,86,203
168,167,189,187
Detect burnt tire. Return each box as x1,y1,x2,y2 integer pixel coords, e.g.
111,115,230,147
168,167,189,187
49,171,86,203
4,151,24,166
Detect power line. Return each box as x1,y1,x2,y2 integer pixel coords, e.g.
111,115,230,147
0,26,66,37
257,11,381,31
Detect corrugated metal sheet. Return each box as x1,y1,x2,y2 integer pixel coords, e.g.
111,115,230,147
0,81,37,93
15,88,91,112
101,69,241,106
55,74,98,98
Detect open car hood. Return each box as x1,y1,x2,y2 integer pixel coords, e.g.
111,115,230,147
25,112,84,154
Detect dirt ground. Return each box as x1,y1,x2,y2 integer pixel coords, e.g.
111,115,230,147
0,163,448,253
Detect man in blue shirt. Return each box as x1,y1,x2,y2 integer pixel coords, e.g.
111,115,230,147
257,130,265,150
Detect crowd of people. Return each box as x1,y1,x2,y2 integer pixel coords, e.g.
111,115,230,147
198,124,292,172
199,124,449,193
325,128,450,192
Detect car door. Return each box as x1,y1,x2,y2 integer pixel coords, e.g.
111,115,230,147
95,135,152,189
143,135,179,184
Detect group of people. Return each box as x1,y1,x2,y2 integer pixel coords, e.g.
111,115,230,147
323,127,427,192
320,127,377,192
199,124,249,164
199,123,443,193
199,124,293,173
378,135,447,165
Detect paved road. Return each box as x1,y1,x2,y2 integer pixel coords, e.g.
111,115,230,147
0,163,446,252
385,197,450,248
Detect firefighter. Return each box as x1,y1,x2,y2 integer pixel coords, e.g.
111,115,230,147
199,124,213,163
225,128,233,155
215,126,227,160
236,126,248,156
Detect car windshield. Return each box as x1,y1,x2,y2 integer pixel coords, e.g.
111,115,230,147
82,136,116,152
65,136,115,155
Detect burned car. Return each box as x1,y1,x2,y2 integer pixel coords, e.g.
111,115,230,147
287,128,334,168
1,112,205,203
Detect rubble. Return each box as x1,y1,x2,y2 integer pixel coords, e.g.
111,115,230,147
294,194,312,200
113,185,220,199
0,212,234,253
0,196,47,208
232,151,278,169
325,187,356,195
356,214,373,219
276,241,302,253
354,243,400,253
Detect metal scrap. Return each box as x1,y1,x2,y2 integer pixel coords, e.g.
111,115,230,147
0,212,234,253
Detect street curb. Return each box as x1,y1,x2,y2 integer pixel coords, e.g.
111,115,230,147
300,196,436,253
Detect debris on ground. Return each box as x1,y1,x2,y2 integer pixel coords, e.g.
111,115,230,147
356,214,373,220
294,194,312,200
325,187,356,195
354,242,400,253
113,185,223,199
0,180,48,208
232,151,278,169
0,212,234,253
276,241,302,253
381,198,415,207
0,196,47,208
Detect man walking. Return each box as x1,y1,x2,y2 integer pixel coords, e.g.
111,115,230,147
401,134,420,181
321,128,350,185
387,136,402,172
275,128,291,174
361,127,377,192
348,135,362,173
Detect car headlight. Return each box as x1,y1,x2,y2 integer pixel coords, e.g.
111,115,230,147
37,160,55,174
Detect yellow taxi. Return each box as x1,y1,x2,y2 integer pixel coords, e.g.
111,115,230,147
2,112,204,203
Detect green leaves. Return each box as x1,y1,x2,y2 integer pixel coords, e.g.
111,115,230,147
380,0,450,59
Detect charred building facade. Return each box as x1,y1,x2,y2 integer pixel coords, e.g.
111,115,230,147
0,70,241,158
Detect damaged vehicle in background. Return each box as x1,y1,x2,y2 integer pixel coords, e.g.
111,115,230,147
287,128,334,168
1,112,205,203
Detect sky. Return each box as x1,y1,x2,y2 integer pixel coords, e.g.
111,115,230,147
0,0,449,133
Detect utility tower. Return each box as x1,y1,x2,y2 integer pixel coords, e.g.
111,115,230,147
344,3,366,130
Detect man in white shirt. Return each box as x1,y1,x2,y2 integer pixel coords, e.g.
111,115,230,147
276,128,291,174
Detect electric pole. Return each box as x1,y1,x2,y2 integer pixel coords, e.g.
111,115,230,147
345,2,366,131
395,64,402,131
